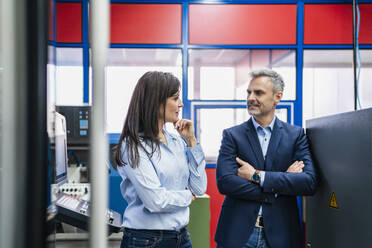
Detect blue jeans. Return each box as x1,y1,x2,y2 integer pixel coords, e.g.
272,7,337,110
217,227,270,248
242,227,269,248
120,227,192,248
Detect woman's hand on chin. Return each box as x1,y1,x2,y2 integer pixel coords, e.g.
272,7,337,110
174,119,197,147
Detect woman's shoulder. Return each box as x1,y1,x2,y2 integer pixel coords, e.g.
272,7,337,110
119,138,152,154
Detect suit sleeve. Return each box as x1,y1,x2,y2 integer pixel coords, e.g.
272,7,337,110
262,128,317,196
216,129,275,203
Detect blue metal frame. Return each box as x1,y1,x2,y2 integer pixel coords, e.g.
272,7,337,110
82,0,89,103
187,44,298,49
182,2,191,119
296,1,304,127
48,42,84,47
110,44,183,48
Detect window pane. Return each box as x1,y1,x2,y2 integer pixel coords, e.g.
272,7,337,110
105,48,182,133
197,108,287,162
188,49,296,100
359,50,372,109
303,50,354,126
55,48,83,105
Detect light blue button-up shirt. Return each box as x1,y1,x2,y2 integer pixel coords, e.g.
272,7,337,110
251,116,276,215
117,129,207,230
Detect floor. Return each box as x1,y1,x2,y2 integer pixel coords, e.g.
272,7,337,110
48,232,122,248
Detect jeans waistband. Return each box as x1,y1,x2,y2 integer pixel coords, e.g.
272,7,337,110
123,227,187,236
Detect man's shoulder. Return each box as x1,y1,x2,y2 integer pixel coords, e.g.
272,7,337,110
277,119,303,133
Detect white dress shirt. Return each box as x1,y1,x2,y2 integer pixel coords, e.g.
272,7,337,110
251,116,276,216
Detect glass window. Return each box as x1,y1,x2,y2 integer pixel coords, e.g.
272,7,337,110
188,49,296,100
47,46,56,136
197,107,288,163
303,50,355,126
105,48,182,133
55,47,84,105
358,50,372,109
303,49,372,126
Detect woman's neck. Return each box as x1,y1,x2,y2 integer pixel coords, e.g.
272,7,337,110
158,120,164,136
158,121,167,145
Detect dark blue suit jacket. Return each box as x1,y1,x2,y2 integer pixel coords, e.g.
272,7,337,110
215,118,317,248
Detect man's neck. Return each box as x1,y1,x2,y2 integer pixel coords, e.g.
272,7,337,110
253,114,275,128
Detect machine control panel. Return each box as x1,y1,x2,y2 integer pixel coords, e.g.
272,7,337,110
58,183,90,201
55,106,91,145
55,193,122,235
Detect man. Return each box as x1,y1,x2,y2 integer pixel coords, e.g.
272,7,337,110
214,69,317,248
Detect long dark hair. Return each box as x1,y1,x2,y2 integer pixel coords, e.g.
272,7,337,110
113,71,180,169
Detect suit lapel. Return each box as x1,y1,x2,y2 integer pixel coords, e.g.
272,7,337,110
245,119,265,169
265,118,283,170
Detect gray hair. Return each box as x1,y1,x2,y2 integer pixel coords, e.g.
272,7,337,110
249,69,285,93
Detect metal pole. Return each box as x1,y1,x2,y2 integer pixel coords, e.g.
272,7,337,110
352,0,357,111
90,0,109,248
0,0,28,247
25,0,48,246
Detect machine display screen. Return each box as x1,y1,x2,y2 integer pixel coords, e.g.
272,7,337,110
54,112,68,185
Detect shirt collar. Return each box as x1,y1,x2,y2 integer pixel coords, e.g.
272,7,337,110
162,129,177,141
251,116,276,131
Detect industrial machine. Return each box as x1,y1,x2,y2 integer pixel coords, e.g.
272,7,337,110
305,108,372,248
50,111,122,235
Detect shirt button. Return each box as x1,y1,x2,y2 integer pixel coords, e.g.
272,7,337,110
264,138,267,141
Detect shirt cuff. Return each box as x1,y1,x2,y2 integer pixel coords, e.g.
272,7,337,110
260,171,266,187
186,144,205,165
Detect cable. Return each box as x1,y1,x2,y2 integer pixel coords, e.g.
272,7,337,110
356,4,363,110
353,0,357,110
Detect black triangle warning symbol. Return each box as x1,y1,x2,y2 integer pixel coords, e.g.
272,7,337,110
329,192,339,209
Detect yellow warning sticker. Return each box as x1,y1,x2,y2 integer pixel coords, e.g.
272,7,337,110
329,192,339,209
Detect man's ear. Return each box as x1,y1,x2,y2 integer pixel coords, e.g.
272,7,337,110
274,91,283,104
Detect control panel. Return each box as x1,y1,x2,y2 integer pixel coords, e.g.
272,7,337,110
55,193,122,235
58,183,90,201
55,106,91,145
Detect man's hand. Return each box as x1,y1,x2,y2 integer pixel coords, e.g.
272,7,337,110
286,161,304,173
236,157,256,180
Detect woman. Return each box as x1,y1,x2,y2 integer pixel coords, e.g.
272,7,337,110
114,71,207,248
